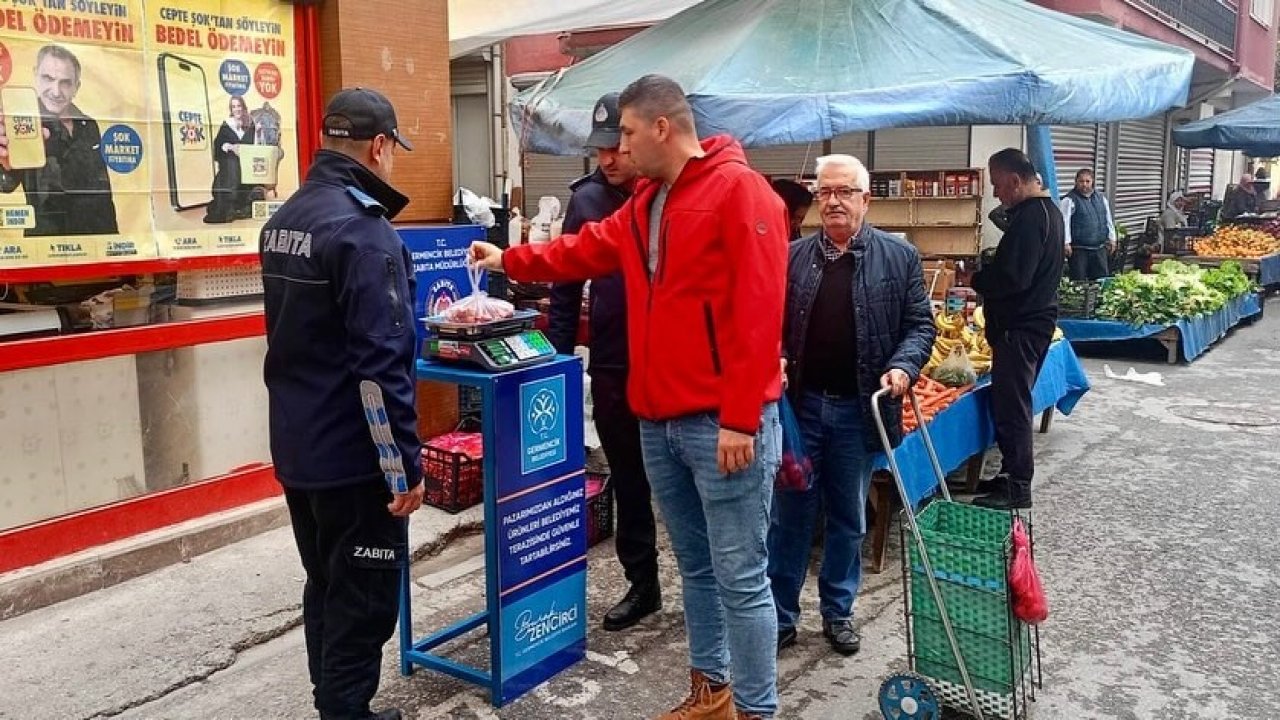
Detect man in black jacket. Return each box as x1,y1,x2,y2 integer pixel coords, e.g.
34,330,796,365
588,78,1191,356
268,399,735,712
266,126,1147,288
545,92,660,632
971,148,1065,510
771,154,934,656
261,88,422,720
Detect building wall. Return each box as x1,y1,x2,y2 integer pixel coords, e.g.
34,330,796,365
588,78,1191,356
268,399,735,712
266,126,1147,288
1235,0,1279,91
320,0,454,221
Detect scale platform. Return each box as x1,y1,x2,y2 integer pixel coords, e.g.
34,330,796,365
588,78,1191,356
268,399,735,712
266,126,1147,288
421,310,556,372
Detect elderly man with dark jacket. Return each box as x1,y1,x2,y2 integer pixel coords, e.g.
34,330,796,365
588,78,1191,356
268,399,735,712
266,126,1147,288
770,154,935,657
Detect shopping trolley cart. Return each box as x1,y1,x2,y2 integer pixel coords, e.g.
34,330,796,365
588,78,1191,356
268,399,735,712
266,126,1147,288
870,388,1042,720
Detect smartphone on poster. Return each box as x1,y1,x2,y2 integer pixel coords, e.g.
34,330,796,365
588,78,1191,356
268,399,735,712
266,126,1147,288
1,86,46,170
157,52,214,210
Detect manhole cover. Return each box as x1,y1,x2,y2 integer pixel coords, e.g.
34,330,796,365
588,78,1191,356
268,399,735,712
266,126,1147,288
1168,404,1280,427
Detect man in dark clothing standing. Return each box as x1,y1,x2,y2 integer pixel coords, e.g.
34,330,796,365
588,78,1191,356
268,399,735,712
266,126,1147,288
771,154,934,657
971,148,1065,511
1059,168,1116,281
546,92,661,633
261,88,422,720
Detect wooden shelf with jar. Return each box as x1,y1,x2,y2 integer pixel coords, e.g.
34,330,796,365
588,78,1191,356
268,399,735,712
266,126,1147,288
863,168,984,258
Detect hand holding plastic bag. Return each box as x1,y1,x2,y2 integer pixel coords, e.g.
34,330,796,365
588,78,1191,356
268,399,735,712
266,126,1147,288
442,262,515,324
774,395,814,492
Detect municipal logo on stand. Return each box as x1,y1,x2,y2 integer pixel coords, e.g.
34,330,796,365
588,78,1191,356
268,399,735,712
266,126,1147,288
427,277,460,317
519,376,566,474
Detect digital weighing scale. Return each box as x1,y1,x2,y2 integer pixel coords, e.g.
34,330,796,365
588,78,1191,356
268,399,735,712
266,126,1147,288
421,308,557,372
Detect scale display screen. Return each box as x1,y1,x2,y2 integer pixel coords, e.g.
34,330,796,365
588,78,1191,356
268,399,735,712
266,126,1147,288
425,330,556,372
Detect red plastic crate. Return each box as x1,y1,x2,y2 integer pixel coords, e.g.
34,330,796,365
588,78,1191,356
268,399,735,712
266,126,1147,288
421,433,483,513
586,472,614,547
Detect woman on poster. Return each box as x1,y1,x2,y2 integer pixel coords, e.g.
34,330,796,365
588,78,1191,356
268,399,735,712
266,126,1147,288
204,94,256,223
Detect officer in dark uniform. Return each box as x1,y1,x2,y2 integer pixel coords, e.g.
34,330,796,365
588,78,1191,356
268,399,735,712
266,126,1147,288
546,92,661,632
261,88,422,720
0,44,118,236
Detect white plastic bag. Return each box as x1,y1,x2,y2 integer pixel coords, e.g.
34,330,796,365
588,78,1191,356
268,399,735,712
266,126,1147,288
527,196,562,244
931,344,978,387
443,263,515,324
455,187,497,228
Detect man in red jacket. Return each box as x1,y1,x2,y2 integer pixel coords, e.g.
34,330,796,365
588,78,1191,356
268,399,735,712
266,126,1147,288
472,74,788,720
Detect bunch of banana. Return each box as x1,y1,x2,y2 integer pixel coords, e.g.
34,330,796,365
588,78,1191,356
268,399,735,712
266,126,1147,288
923,311,992,377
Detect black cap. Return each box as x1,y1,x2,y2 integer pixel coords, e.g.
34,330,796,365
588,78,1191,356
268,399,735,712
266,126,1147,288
585,92,621,149
323,87,413,151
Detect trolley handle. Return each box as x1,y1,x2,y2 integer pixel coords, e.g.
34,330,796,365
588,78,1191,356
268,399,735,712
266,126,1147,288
869,387,952,508
871,386,987,720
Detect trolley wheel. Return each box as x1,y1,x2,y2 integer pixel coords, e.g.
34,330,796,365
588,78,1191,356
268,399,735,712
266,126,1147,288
879,673,942,719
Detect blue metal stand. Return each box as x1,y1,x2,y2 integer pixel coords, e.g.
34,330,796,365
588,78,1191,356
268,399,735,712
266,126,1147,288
401,355,587,707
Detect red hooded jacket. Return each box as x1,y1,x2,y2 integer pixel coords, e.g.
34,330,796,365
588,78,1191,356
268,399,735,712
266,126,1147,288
504,135,787,435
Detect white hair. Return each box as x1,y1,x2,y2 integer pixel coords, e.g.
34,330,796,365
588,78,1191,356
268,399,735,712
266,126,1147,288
815,154,870,191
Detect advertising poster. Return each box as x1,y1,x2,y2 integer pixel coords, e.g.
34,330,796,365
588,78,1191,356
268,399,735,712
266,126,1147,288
0,0,298,268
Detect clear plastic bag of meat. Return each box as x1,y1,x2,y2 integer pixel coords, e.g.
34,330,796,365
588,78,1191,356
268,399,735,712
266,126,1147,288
443,263,515,324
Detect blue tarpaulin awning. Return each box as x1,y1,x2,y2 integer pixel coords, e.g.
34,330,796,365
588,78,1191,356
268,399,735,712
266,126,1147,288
512,0,1196,155
1171,94,1280,158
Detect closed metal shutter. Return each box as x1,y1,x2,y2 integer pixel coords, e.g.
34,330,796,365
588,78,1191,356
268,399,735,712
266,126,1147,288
746,142,823,180
1112,116,1168,231
1176,146,1215,195
521,154,589,216
829,132,872,167
450,58,489,96
1095,123,1111,195
1051,124,1100,198
870,126,970,170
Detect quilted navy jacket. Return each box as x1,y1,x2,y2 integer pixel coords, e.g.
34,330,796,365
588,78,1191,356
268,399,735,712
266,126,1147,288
783,225,936,451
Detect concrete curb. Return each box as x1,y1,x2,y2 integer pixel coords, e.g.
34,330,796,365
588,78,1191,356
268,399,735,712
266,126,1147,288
0,498,485,622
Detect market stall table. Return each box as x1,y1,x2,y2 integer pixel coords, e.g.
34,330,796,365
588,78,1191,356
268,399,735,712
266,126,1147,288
1059,291,1262,364
864,340,1092,573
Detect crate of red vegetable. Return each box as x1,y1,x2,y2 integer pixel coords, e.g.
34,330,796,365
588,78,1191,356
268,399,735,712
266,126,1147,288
421,432,484,513
586,472,614,547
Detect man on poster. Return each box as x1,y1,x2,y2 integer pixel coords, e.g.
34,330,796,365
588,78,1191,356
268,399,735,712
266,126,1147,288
0,44,119,236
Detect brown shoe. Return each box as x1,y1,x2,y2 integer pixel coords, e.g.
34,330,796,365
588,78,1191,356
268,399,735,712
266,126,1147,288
735,712,765,720
655,669,734,720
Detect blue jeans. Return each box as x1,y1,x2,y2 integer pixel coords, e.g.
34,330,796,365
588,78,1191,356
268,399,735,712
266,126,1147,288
640,403,781,718
768,391,874,631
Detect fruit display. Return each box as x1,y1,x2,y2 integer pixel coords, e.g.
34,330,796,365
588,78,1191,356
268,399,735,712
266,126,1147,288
923,311,991,379
1193,225,1280,259
901,376,969,434
1095,259,1252,325
1263,219,1280,241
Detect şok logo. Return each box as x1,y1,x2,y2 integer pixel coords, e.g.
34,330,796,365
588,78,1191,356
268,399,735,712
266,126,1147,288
178,110,206,148
10,114,36,138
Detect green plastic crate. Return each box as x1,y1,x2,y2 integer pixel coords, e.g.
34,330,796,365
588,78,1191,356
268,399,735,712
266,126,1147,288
907,501,1033,703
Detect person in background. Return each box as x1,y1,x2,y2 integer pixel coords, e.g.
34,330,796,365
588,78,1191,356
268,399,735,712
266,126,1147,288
1160,191,1188,231
261,88,421,720
1059,168,1116,281
770,178,814,241
471,74,788,720
770,154,934,657
970,148,1064,511
1254,166,1271,201
545,91,661,634
1222,173,1259,219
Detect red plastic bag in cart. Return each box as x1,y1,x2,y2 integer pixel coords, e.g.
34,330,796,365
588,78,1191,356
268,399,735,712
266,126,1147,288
774,395,814,492
1009,517,1048,625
